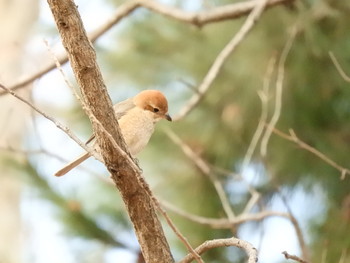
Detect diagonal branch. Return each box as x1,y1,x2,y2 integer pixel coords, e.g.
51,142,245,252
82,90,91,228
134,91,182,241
329,51,350,83
165,129,236,220
0,84,99,162
46,1,174,262
272,127,350,180
260,26,296,156
179,237,258,263
175,0,271,120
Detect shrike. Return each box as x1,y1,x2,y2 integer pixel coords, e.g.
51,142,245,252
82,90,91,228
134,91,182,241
55,90,171,176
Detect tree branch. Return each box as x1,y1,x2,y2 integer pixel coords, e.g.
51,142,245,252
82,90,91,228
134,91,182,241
260,26,296,156
272,127,350,180
278,189,309,261
329,51,350,83
0,84,98,161
282,251,309,263
165,129,236,220
46,1,174,262
174,0,272,120
161,199,290,229
179,237,258,263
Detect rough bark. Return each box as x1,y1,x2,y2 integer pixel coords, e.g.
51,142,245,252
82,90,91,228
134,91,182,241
46,1,174,262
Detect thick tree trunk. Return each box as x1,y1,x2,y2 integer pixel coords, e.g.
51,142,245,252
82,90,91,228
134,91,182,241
46,1,174,262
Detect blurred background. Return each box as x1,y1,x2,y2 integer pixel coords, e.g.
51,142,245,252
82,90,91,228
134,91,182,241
0,0,349,263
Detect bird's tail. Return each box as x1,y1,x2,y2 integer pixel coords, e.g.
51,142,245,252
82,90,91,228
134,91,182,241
55,152,90,177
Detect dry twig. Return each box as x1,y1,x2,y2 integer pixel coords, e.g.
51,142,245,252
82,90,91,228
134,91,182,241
282,251,309,263
175,0,270,120
179,237,258,263
272,128,350,180
329,51,350,83
239,55,277,215
161,199,290,229
260,27,296,156
153,199,205,263
278,189,309,261
0,84,99,162
241,55,276,169
165,129,236,220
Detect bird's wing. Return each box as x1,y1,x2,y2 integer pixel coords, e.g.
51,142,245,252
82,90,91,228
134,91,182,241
85,98,136,145
113,97,136,119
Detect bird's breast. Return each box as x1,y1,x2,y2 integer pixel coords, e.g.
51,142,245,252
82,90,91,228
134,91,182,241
118,108,156,155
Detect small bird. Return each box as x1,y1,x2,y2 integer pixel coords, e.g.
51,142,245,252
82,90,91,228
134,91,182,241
55,90,172,177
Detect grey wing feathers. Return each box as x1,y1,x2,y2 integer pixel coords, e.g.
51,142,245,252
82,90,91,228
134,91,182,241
113,97,136,119
85,98,135,145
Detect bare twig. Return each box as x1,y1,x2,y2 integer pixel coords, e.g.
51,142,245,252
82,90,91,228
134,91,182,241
165,129,236,220
278,189,309,261
175,0,270,121
272,127,350,180
0,145,101,176
43,39,80,97
242,55,276,168
282,251,309,263
0,84,100,162
0,145,66,162
161,199,290,229
0,53,69,97
153,199,205,263
240,55,277,214
242,191,260,214
179,237,258,263
260,27,296,156
329,51,350,83
210,165,240,179
0,0,294,97
137,0,292,27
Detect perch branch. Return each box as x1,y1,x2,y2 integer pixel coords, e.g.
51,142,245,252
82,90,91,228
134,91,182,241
179,237,258,263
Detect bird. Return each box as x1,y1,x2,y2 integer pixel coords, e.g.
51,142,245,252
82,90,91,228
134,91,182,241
55,90,172,177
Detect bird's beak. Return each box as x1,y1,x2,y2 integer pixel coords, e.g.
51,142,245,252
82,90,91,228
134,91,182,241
165,113,172,121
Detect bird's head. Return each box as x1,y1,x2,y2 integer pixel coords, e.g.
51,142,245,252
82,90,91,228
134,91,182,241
134,90,172,122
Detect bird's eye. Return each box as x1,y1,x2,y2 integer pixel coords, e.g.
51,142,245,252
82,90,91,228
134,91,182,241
153,107,159,113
